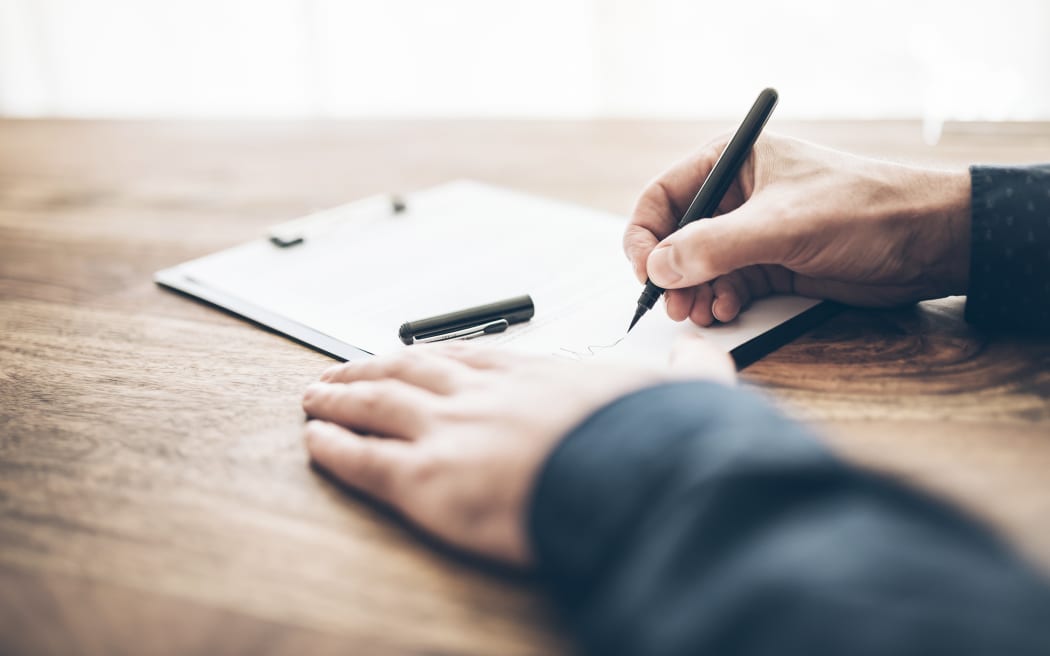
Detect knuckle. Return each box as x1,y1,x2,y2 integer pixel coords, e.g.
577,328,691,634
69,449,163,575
431,395,473,423
622,225,641,250
667,239,708,281
694,281,713,302
330,360,371,384
711,276,735,295
638,177,665,206
319,363,346,382
357,446,394,491
764,200,793,224
429,341,468,357
682,225,727,278
310,383,335,406
666,241,690,273
352,382,384,412
404,450,443,488
752,191,795,225
628,229,652,254
697,134,732,164
634,178,674,221
380,351,416,377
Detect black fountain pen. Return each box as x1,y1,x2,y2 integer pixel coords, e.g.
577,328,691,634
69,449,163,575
628,88,779,332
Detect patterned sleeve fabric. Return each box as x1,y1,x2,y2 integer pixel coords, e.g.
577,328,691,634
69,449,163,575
966,164,1050,331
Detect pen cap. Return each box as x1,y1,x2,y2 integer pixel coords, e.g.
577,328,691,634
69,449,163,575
399,295,535,344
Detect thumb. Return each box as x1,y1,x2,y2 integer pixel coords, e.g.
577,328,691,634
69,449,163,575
668,333,737,384
647,201,791,288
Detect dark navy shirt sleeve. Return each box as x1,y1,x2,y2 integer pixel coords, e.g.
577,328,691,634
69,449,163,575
966,164,1050,331
529,381,1050,656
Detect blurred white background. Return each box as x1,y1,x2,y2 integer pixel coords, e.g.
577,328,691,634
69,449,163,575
2,0,1048,132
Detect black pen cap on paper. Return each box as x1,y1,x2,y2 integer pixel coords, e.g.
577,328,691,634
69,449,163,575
399,295,535,345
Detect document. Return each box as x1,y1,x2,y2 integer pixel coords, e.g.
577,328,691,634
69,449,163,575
157,181,821,364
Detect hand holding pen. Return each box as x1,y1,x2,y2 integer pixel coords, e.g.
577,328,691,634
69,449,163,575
624,91,972,327
627,88,779,331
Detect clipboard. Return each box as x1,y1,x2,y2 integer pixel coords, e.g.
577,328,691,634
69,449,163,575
155,181,834,367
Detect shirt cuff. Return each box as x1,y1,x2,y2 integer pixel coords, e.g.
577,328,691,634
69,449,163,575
966,164,1050,330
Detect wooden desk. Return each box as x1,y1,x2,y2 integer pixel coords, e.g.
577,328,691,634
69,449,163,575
1,120,1048,655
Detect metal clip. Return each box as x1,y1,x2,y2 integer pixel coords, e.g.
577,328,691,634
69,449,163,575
413,319,509,344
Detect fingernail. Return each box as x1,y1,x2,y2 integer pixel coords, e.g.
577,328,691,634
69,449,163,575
303,382,326,403
320,364,342,381
712,298,736,323
647,243,682,287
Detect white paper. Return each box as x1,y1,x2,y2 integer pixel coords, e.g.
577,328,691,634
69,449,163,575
171,181,820,362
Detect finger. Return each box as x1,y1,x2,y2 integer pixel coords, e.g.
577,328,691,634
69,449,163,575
738,265,775,299
763,265,797,295
305,420,415,505
624,136,731,277
320,351,471,395
710,266,782,323
667,333,737,384
646,200,793,289
623,225,659,283
302,380,434,439
711,273,751,323
426,341,523,371
688,283,715,327
665,287,695,322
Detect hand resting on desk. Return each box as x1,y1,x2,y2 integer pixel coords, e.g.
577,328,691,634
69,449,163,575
302,335,734,566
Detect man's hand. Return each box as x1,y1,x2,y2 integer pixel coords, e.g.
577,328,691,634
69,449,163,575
624,134,972,325
302,336,735,567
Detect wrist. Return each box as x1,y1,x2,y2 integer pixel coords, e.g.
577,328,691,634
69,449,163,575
941,169,973,295
910,168,972,297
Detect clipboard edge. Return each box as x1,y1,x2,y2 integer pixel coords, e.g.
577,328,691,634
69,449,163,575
154,266,372,363
728,300,841,370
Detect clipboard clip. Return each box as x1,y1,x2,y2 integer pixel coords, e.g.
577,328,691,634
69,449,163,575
399,295,534,346
269,194,407,247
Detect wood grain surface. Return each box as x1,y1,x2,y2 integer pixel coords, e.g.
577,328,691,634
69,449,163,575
1,119,1048,655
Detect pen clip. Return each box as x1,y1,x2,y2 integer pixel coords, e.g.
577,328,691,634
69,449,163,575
413,319,509,344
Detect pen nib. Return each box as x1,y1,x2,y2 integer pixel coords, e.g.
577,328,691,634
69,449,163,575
627,307,645,333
